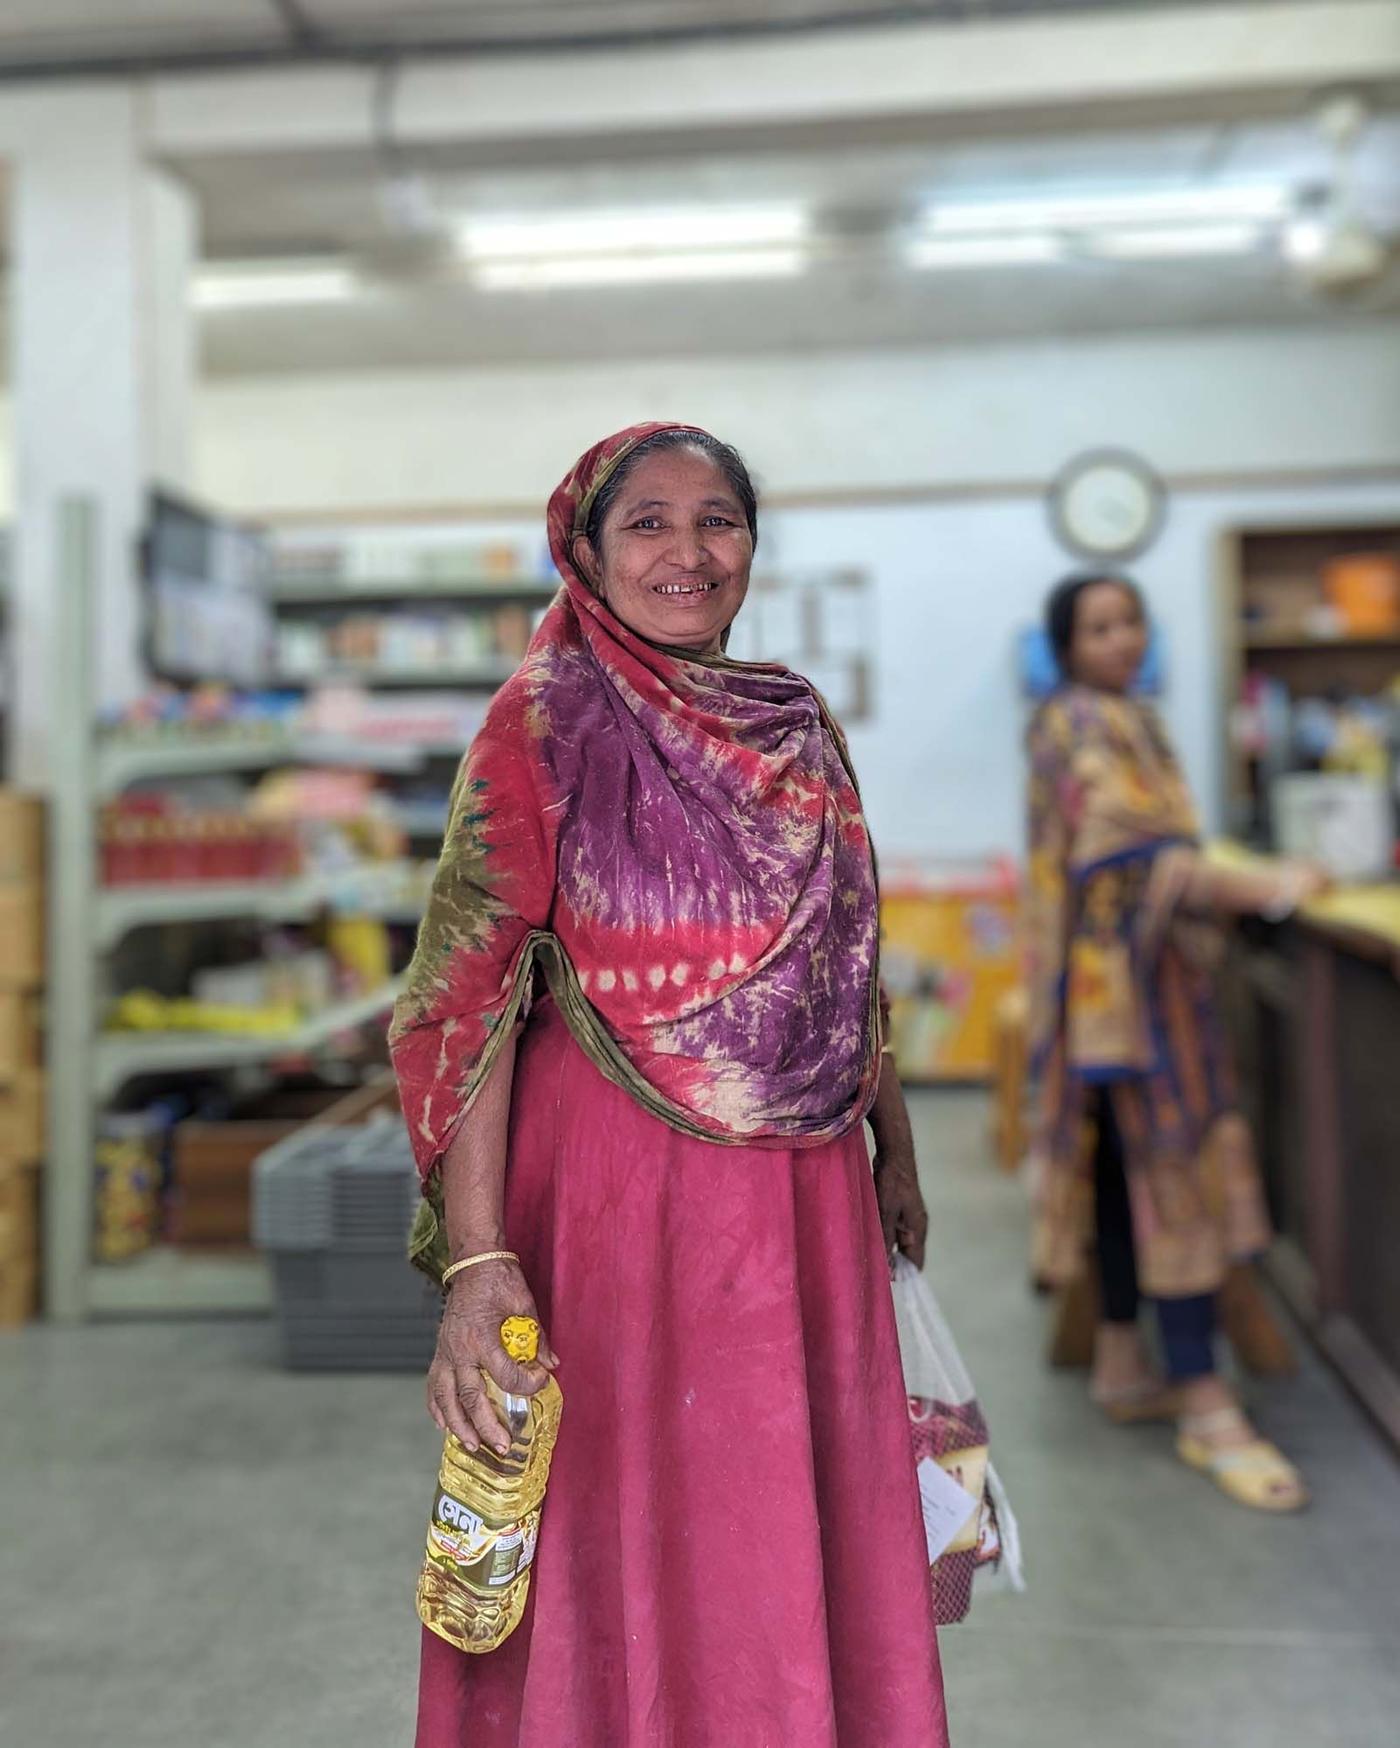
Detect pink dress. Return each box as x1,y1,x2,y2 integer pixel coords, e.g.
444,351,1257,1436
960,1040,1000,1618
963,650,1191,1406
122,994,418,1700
417,1000,949,1748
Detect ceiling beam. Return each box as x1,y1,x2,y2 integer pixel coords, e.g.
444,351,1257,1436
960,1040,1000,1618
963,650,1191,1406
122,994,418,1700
0,5,1248,85
143,3,1400,164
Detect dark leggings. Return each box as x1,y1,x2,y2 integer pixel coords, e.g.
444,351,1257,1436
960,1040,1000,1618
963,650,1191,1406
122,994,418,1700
1092,1092,1217,1381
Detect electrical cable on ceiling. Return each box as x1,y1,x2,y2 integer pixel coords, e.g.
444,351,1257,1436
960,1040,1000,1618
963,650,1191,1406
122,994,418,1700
0,2,1237,84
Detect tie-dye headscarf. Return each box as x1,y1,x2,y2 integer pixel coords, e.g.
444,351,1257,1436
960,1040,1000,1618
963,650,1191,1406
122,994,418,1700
390,423,881,1264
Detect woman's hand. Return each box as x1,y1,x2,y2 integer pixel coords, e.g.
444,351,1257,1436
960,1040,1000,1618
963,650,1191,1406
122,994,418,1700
427,1258,558,1456
1278,860,1334,907
873,1146,929,1272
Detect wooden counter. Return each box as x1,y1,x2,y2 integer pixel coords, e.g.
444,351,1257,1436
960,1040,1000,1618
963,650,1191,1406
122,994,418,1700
1218,854,1400,1450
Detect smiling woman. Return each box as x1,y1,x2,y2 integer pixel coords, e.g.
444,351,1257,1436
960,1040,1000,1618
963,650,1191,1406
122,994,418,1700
571,427,759,651
390,422,948,1747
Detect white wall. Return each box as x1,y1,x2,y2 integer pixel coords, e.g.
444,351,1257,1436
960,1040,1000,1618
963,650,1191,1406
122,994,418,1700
189,322,1400,858
194,324,1400,513
766,480,1400,860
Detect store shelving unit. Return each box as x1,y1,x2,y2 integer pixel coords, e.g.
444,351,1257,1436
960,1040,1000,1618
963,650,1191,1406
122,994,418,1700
94,863,430,949
268,576,557,607
94,975,407,1098
1218,514,1400,835
43,505,435,1320
264,562,554,871
273,659,521,690
95,733,424,799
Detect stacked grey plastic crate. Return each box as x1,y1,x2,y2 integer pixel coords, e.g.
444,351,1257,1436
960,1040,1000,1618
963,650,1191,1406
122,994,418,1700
253,1113,439,1369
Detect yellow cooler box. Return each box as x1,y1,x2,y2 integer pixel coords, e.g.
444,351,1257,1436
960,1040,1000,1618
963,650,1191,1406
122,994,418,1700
880,859,1020,1082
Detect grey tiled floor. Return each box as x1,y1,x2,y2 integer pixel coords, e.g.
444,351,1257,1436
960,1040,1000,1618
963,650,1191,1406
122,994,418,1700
3,1091,1399,1747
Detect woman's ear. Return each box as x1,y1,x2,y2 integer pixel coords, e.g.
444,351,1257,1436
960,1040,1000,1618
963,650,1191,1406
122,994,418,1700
572,534,603,595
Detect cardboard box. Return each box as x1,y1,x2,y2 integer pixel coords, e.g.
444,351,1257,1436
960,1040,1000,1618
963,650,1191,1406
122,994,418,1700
0,791,45,885
0,883,43,989
0,1255,37,1325
0,1071,45,1162
0,1164,38,1259
168,1119,304,1247
0,991,41,1087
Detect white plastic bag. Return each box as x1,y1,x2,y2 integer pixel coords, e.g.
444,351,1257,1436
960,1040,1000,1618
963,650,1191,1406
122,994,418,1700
891,1255,1025,1620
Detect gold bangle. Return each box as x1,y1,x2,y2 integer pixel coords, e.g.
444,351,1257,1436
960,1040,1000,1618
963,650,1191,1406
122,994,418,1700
441,1249,520,1290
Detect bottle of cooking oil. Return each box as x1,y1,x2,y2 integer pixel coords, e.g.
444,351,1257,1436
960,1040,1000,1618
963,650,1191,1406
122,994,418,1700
417,1315,563,1653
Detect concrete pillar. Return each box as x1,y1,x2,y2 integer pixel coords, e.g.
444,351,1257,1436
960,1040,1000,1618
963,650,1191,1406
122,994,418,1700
5,86,198,787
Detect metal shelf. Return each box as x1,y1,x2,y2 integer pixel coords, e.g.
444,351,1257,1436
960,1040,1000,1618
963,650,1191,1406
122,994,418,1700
96,875,325,949
1244,633,1400,652
87,1248,273,1315
94,976,406,1097
269,576,557,606
95,734,425,797
93,865,431,949
273,659,519,689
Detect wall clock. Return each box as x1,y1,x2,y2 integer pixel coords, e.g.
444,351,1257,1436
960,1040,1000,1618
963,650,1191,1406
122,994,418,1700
1048,448,1166,562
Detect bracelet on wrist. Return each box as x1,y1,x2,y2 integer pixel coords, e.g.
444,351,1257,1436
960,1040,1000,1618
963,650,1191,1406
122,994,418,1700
441,1249,520,1291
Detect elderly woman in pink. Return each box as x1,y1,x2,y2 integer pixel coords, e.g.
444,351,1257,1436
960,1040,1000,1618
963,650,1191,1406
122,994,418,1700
391,423,948,1747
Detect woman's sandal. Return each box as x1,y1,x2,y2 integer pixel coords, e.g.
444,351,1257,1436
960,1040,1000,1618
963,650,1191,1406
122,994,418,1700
1175,1408,1309,1512
1091,1376,1180,1425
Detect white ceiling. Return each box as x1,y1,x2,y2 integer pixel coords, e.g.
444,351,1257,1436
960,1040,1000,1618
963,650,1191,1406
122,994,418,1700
187,112,1400,374
0,3,1395,373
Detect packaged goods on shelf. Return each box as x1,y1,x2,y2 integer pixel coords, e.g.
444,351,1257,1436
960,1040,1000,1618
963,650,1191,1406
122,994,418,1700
300,684,487,749
274,602,530,682
94,1113,162,1262
1322,553,1400,637
107,990,305,1037
100,799,302,886
193,950,336,1017
101,684,302,749
273,534,529,589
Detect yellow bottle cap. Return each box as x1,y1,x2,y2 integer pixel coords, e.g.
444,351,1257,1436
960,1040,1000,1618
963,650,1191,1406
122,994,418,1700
500,1316,540,1363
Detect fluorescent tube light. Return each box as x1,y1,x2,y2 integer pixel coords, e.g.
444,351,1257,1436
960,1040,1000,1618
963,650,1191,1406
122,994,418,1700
921,184,1291,237
1087,222,1267,260
475,247,807,290
461,205,809,262
907,233,1064,270
194,262,358,310
1283,218,1328,264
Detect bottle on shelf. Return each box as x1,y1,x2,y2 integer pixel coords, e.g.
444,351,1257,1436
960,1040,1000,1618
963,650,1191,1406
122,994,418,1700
417,1315,563,1654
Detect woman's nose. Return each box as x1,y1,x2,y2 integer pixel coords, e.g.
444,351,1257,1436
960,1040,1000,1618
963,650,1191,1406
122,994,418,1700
668,526,706,568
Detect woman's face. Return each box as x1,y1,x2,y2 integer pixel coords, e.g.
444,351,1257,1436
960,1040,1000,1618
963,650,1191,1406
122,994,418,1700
575,447,753,653
1069,581,1149,694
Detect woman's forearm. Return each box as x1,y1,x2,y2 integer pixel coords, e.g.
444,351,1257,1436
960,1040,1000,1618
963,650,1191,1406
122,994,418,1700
868,1052,915,1164
439,1028,520,1260
1175,851,1312,919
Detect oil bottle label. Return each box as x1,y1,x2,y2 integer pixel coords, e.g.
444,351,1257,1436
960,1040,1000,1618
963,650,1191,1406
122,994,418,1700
426,1488,539,1590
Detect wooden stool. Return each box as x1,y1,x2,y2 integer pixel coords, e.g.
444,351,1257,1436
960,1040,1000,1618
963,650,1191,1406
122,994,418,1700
990,986,1030,1172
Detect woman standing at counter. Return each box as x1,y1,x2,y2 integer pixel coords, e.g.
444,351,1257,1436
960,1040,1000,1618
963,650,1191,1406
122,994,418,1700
1026,573,1325,1512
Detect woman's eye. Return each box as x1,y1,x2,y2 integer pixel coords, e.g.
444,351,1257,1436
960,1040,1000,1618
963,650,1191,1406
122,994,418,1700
630,517,663,530
701,516,735,528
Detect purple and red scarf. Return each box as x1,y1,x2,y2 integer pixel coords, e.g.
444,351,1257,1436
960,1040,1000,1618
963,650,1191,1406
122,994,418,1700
390,423,882,1231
